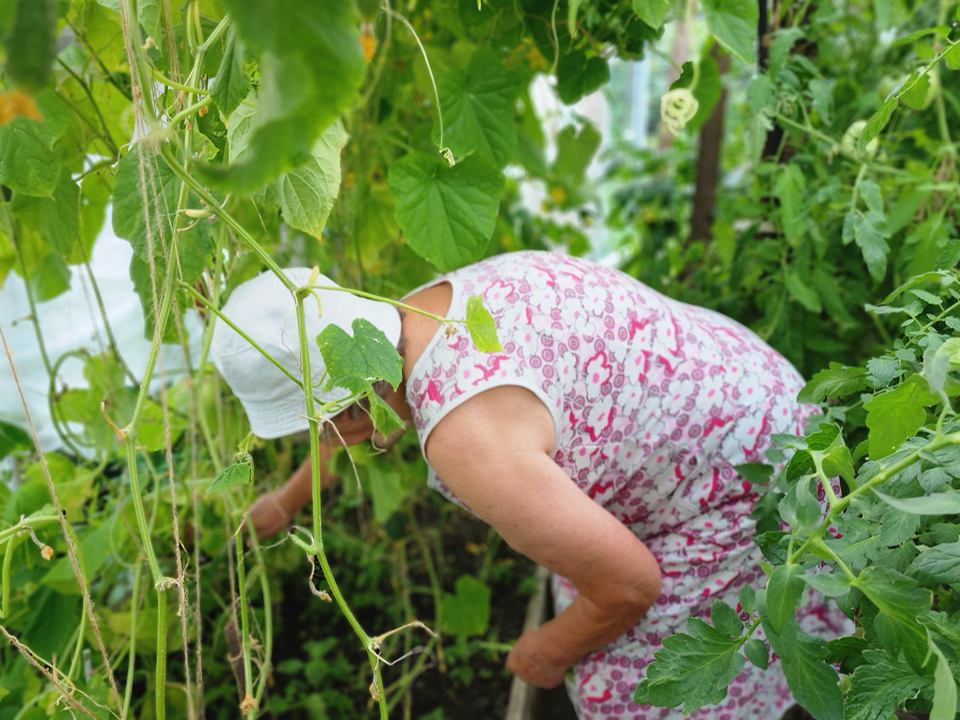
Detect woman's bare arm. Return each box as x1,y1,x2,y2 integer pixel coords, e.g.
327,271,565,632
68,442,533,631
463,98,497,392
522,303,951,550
425,386,662,687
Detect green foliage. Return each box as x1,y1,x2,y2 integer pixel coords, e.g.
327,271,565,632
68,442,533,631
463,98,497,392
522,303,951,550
465,295,503,353
2,0,57,93
389,153,504,272
441,575,491,637
633,615,745,713
435,48,519,168
316,318,404,390
197,0,366,193
2,0,960,717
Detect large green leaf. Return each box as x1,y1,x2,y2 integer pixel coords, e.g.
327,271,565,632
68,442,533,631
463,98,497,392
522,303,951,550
930,641,957,720
258,121,348,238
843,211,890,282
316,318,404,389
633,617,745,713
0,421,31,461
758,591,843,720
797,365,869,404
0,89,71,196
864,377,937,459
556,51,610,105
209,26,251,119
702,0,758,64
874,489,960,516
854,566,932,672
42,515,119,593
388,152,503,272
11,172,79,258
766,564,804,633
435,47,519,168
632,0,670,28
845,650,929,720
442,575,491,636
908,540,960,586
196,0,366,193
112,143,180,262
3,0,57,93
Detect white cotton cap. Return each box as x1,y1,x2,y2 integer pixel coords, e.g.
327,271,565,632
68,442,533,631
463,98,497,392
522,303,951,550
209,267,402,439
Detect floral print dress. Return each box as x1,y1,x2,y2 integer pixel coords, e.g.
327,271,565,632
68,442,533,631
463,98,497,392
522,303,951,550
405,251,848,720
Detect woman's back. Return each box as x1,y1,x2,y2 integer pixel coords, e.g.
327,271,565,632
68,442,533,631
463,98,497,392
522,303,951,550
406,251,846,719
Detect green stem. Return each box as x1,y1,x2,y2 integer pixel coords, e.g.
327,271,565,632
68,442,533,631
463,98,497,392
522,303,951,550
125,267,177,433
293,294,388,717
408,509,445,671
308,284,462,326
156,591,168,720
179,283,303,388
248,529,273,712
6,212,53,376
235,533,255,716
789,430,960,563
773,112,912,177
152,68,209,96
126,440,164,586
812,537,857,582
0,516,60,545
1,535,19,619
123,563,142,718
157,144,294,291
168,97,212,131
198,12,231,52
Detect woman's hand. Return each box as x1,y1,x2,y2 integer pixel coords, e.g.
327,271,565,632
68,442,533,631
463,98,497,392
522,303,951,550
506,629,568,689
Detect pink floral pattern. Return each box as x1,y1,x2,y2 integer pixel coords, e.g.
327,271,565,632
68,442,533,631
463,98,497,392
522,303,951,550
405,252,849,719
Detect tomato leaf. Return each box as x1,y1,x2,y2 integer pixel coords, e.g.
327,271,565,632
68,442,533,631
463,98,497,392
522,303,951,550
744,638,768,669
766,564,804,633
843,211,890,282
864,377,937,459
316,318,404,389
908,540,960,586
388,152,503,272
857,97,897,151
854,566,932,672
757,590,843,720
930,641,957,720
874,488,960,516
710,599,743,637
845,649,929,720
633,617,745,713
797,365,869,404
435,48,519,168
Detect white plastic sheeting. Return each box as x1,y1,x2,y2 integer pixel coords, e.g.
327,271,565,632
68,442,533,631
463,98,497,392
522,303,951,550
0,207,201,455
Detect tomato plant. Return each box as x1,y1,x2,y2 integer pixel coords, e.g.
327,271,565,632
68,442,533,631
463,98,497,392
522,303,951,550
0,0,958,717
